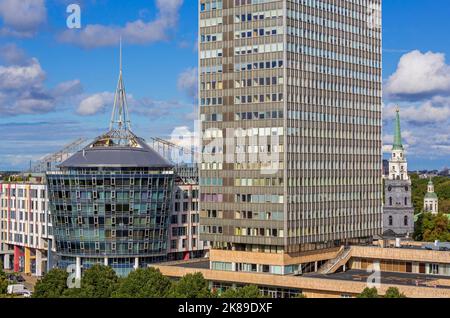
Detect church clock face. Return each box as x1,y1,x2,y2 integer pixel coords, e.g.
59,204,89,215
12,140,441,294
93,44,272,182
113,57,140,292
388,186,392,192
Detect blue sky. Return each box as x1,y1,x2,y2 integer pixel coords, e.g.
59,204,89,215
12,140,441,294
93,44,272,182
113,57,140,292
0,0,449,171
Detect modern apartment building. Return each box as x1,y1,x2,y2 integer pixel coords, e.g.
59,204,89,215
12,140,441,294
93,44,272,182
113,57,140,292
168,165,209,260
46,47,175,277
0,175,55,276
199,0,383,274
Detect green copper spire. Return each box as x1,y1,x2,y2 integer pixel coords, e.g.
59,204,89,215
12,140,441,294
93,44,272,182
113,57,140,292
393,107,403,150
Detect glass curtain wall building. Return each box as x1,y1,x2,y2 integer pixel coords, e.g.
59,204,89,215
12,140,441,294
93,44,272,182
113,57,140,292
47,45,174,277
199,0,383,273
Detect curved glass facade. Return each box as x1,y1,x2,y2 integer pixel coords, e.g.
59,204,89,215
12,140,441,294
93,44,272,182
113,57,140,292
47,167,174,275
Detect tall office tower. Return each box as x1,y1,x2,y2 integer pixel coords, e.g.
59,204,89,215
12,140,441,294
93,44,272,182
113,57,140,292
47,46,174,277
383,109,414,237
199,0,383,275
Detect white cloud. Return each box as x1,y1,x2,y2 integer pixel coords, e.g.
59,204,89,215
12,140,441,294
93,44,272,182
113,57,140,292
0,58,46,90
384,99,450,124
51,79,83,98
59,0,184,48
0,43,27,65
77,92,114,116
177,67,197,98
0,0,47,38
385,50,450,99
0,45,81,116
76,91,187,119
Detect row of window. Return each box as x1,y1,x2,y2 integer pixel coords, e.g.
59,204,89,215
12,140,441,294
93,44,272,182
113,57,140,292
200,0,222,12
235,210,284,221
235,93,284,104
235,110,284,120
235,227,284,238
234,59,283,72
234,9,283,23
287,8,381,39
234,26,282,39
234,177,284,187
287,26,379,54
236,194,284,204
200,97,223,106
235,76,284,88
287,110,380,127
292,0,377,23
235,43,284,56
200,33,222,43
288,60,381,83
287,42,380,69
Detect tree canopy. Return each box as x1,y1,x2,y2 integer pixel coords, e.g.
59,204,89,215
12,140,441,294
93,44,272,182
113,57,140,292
357,287,379,298
220,285,263,298
0,266,7,295
169,272,213,298
113,268,172,298
411,175,450,214
75,265,119,298
384,287,406,298
33,269,69,298
414,213,450,242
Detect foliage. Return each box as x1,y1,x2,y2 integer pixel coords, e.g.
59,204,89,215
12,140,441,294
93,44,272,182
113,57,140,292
33,269,69,298
113,268,172,298
384,287,406,298
414,213,450,242
0,278,7,295
357,287,379,298
75,265,119,298
220,285,263,298
169,273,213,298
410,174,450,214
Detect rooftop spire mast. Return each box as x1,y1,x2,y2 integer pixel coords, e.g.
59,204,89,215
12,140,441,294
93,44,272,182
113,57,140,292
110,37,132,133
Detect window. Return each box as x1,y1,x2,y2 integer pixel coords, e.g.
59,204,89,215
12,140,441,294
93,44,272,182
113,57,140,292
388,216,393,226
389,197,393,206
404,216,408,226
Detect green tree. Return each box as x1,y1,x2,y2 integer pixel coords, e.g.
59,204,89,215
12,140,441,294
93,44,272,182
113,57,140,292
357,287,379,298
415,213,450,242
384,287,406,298
169,273,212,298
75,265,119,298
411,175,450,215
220,285,263,298
0,262,8,295
33,269,69,298
113,268,172,298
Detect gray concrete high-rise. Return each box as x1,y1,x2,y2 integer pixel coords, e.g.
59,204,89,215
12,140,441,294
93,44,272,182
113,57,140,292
199,0,383,275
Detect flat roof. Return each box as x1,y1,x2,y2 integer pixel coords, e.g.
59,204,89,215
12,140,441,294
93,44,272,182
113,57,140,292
169,260,210,270
307,270,450,289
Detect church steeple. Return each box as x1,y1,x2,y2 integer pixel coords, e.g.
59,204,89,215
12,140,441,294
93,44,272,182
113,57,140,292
388,107,408,181
393,107,403,151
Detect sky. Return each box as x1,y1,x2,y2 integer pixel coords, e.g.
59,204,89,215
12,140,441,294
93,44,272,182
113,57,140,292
0,0,449,171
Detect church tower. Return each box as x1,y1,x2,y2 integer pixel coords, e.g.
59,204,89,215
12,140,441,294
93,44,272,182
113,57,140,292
424,179,439,215
383,108,414,237
389,109,408,181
